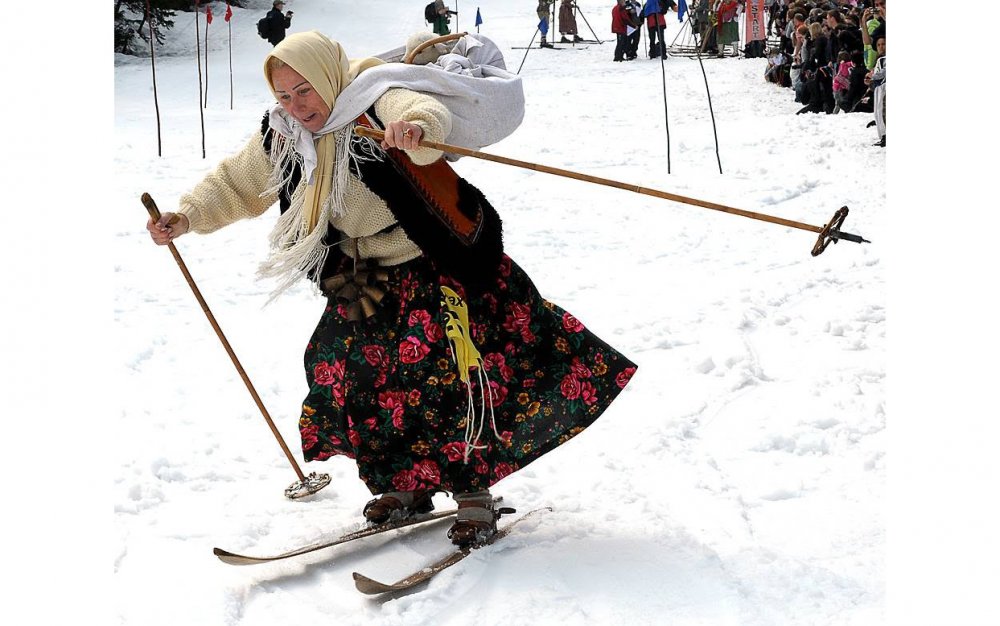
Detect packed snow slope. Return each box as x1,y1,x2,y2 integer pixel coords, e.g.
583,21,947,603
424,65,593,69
113,1,886,624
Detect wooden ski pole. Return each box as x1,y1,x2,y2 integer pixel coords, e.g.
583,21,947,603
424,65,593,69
141,193,331,499
352,127,869,255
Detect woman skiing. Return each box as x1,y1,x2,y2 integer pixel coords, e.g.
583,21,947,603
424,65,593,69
146,31,637,546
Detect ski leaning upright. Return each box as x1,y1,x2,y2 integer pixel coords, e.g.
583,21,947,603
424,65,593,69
352,506,552,595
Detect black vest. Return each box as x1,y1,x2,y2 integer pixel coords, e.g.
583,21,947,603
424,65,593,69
260,112,503,295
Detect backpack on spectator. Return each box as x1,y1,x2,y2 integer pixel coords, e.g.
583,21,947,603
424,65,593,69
424,2,437,23
257,17,271,40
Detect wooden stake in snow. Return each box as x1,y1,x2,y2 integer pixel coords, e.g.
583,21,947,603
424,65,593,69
225,1,234,110
146,0,162,157
204,5,213,108
194,1,206,158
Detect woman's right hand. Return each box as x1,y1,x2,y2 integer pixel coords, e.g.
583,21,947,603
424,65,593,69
146,212,190,246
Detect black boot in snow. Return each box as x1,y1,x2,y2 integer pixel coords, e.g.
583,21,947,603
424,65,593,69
363,490,435,525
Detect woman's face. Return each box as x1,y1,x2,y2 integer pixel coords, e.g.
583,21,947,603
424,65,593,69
271,65,332,133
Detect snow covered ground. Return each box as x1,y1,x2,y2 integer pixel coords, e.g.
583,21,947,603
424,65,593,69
5,2,999,625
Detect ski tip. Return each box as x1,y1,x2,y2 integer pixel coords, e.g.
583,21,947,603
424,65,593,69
213,547,266,566
352,571,394,595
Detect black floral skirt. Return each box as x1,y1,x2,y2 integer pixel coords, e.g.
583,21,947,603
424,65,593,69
298,254,637,495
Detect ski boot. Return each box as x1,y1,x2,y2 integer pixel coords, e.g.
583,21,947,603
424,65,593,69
363,490,435,525
447,490,514,547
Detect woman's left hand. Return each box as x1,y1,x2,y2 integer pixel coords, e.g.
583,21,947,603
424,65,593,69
381,121,423,151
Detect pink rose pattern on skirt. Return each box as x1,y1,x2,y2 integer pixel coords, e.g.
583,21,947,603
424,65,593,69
298,255,637,495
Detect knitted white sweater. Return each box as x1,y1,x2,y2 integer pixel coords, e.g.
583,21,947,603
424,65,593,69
177,88,452,267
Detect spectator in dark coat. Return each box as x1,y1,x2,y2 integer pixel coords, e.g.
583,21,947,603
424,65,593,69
266,0,293,47
823,10,846,60
624,0,643,60
797,22,834,114
803,22,829,75
843,49,869,112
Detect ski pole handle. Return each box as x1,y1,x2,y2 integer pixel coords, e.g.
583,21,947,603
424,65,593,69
141,192,180,226
141,192,161,220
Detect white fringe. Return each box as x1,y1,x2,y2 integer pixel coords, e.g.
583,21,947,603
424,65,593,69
255,123,383,303
460,366,502,464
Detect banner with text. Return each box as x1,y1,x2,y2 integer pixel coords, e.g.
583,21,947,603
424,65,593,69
745,0,767,42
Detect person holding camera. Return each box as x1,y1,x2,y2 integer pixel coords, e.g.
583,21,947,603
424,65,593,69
861,0,885,70
265,0,293,47
431,0,458,36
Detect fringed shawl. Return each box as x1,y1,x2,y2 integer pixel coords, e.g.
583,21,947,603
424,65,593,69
256,31,383,300
255,32,525,301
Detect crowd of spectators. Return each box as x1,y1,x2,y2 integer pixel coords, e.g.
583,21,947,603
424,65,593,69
764,0,886,146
